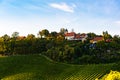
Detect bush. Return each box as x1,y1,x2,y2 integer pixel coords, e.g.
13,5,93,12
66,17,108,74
102,70,120,80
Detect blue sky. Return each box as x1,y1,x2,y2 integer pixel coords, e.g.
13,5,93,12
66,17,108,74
0,0,120,36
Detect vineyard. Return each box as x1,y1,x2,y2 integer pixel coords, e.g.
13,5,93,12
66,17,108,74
0,55,116,80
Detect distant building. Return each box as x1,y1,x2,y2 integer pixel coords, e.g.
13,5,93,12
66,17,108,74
65,32,76,40
65,32,88,41
90,36,104,43
17,36,26,40
79,33,88,42
105,39,112,43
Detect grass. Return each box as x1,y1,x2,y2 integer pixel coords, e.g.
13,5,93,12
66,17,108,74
0,55,116,80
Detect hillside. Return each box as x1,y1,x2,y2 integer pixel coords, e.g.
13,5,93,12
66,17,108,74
0,55,116,80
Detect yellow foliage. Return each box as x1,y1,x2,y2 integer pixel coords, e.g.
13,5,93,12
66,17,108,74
104,70,120,80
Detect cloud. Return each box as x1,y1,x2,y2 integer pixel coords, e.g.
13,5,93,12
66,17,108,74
50,3,75,13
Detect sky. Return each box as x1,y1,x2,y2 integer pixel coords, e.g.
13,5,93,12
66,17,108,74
0,0,120,36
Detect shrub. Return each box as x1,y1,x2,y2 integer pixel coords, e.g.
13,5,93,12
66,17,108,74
103,70,120,80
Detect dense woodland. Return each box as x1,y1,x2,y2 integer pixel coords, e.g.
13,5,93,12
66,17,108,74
0,28,120,64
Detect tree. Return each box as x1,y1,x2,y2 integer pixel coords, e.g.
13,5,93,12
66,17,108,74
39,29,49,38
51,31,58,38
46,47,60,61
2,34,10,41
1,34,11,54
12,32,19,38
60,28,68,34
87,32,96,39
11,32,19,55
27,34,35,40
63,45,74,62
113,35,120,43
57,35,65,41
102,31,112,41
38,31,43,38
0,37,5,54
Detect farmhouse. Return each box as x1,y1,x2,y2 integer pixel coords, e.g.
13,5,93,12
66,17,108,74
90,36,104,43
17,36,26,40
65,32,88,41
64,32,76,40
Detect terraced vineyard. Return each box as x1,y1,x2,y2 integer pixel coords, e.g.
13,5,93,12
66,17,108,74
0,55,115,80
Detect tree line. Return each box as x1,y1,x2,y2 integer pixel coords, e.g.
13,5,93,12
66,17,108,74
0,29,120,64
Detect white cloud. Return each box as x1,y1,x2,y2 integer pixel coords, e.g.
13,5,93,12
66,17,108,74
50,3,75,13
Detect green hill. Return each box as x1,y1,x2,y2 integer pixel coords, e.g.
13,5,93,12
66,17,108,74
0,55,116,80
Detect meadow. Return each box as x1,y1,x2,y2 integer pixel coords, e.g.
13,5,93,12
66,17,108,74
0,55,116,80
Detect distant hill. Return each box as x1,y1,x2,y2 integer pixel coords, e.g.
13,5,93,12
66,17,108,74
0,55,117,80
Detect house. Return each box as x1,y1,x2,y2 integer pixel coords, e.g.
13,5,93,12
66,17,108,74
75,34,81,40
79,33,88,42
65,32,88,41
17,36,26,40
105,39,112,43
65,32,76,40
90,36,104,43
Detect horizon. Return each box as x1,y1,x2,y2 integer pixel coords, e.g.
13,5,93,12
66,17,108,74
0,0,120,36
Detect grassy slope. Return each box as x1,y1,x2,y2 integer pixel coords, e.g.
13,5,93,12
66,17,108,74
0,55,115,80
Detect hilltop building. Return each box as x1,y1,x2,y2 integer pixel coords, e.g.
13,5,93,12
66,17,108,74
64,32,88,42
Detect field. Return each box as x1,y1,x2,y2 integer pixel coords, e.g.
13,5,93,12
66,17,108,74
0,55,116,80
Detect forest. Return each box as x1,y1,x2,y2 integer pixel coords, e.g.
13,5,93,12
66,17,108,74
0,28,120,64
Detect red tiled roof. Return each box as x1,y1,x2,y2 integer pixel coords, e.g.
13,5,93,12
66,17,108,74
75,34,81,39
80,34,86,38
80,33,86,36
17,36,26,40
65,32,76,36
93,36,103,41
